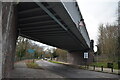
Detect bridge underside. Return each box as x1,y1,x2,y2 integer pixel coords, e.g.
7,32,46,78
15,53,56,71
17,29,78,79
17,2,89,52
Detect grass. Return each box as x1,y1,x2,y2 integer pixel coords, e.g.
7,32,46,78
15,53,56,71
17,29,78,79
26,60,44,69
48,60,63,64
90,62,118,69
78,66,86,69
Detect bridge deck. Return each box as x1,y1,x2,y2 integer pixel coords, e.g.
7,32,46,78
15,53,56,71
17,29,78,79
17,2,90,52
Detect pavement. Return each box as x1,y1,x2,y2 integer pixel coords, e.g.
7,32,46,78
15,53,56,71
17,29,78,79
36,60,119,78
9,61,63,78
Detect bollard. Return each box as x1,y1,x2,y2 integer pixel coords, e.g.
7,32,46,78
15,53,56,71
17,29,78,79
111,67,113,72
85,65,87,69
101,66,103,71
93,65,95,70
86,65,87,69
87,65,89,69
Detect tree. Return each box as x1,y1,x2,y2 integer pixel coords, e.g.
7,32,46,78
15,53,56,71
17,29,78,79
16,36,29,60
55,48,68,62
16,36,44,61
97,24,119,62
52,49,59,58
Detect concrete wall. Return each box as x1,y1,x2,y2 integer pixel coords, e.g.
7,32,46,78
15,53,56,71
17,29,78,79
67,51,94,65
67,52,85,65
2,2,17,78
87,51,94,64
0,1,2,79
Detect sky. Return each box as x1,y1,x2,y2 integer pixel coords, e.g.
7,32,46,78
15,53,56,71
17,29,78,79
77,0,119,51
34,0,119,51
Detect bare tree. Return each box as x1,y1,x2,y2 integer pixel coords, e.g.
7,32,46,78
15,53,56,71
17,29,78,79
97,24,119,62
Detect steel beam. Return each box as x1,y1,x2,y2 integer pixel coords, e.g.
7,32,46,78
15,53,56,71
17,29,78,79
21,28,64,32
19,8,42,14
29,34,68,37
18,10,47,19
35,2,68,31
19,14,56,21
34,39,82,51
20,20,55,26
19,15,50,21
21,31,67,35
18,6,52,14
19,24,60,30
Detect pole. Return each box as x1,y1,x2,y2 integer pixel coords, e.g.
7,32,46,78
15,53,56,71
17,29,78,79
101,66,103,71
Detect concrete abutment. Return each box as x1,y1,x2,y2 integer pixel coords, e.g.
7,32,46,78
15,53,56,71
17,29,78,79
67,52,85,65
67,51,94,65
0,1,2,79
1,2,18,78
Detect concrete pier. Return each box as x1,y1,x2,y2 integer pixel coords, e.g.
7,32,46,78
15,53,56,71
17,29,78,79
0,1,2,79
2,2,17,78
67,52,85,65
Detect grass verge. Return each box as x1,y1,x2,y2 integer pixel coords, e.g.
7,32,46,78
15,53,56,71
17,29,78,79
26,60,44,70
48,60,65,64
48,60,62,63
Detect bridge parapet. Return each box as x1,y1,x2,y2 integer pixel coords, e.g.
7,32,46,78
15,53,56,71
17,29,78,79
61,1,90,48
79,24,90,48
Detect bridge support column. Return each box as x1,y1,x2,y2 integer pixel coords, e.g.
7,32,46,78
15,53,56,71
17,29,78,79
0,1,2,79
67,52,85,65
1,2,18,78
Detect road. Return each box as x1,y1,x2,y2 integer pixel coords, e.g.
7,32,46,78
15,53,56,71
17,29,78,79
10,61,63,78
36,60,119,78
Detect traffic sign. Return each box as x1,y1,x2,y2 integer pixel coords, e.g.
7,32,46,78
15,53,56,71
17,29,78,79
27,49,35,54
84,52,88,58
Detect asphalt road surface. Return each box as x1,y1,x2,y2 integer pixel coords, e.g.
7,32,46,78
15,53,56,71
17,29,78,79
36,60,119,78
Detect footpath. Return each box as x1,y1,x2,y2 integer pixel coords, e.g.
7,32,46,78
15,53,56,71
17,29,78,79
9,61,63,78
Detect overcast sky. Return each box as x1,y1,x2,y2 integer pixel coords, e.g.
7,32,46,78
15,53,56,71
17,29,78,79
34,0,119,51
77,0,119,51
